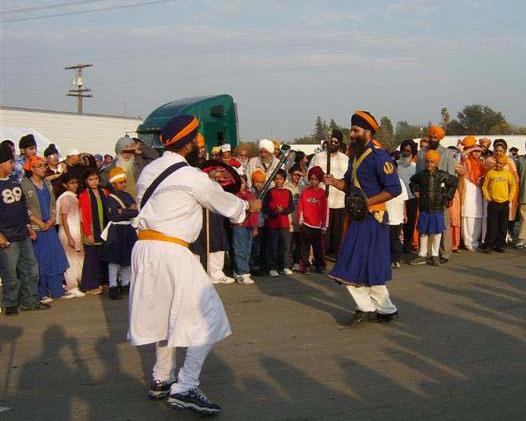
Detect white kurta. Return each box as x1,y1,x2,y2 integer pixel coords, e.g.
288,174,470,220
128,151,248,347
461,179,483,218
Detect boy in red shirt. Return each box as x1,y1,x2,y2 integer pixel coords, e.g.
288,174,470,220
263,169,293,277
233,175,258,285
298,166,328,274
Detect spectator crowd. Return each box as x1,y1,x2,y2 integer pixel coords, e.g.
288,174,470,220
1,126,525,316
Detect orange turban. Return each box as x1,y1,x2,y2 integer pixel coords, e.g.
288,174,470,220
108,166,126,183
479,137,491,148
251,170,266,183
462,135,477,148
23,155,45,171
425,150,441,164
428,125,445,140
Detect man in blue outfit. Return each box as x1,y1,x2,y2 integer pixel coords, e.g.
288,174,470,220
324,111,401,326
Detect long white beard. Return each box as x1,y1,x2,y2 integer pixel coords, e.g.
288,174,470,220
116,155,135,175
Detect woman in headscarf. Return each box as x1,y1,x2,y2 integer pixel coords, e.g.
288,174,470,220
459,136,485,250
483,139,519,242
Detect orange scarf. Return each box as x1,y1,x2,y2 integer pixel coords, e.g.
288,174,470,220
465,154,484,185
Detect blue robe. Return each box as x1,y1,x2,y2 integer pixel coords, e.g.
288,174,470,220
329,144,401,286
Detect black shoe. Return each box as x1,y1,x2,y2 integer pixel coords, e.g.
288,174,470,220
167,387,221,415
148,379,175,400
109,286,122,300
5,306,18,316
314,266,326,274
20,303,51,311
373,311,399,323
439,257,449,264
348,310,377,326
120,284,130,295
482,248,492,254
495,247,505,253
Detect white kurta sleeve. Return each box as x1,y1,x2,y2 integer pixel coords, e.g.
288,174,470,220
191,171,248,224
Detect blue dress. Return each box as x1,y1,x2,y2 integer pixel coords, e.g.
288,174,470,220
329,145,401,287
33,183,69,298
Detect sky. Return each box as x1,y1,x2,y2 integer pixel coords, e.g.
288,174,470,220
1,0,525,141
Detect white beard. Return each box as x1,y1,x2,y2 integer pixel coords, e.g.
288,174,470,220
116,155,135,175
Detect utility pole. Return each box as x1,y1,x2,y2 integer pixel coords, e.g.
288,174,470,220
65,64,93,113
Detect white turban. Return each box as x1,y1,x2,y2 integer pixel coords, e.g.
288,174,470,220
220,143,231,153
259,138,274,154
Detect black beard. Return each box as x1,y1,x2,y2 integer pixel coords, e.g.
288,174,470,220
328,144,339,154
429,140,440,150
350,140,367,158
186,145,200,167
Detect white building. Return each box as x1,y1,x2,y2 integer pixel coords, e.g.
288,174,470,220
0,106,143,156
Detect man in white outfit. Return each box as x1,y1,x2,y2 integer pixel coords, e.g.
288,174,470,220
128,115,261,415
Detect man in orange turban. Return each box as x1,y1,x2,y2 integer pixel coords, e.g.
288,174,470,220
460,136,485,251
416,124,459,264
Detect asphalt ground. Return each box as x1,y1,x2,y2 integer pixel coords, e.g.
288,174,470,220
1,248,525,420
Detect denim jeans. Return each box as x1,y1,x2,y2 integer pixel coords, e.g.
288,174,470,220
266,228,292,271
0,237,40,308
232,226,253,275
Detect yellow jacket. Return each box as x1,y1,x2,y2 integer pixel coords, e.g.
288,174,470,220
482,169,517,203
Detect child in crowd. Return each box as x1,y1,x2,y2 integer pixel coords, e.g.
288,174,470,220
0,144,46,315
232,175,258,285
263,169,293,277
79,169,108,294
56,174,85,297
482,155,517,253
285,164,304,271
250,170,267,274
101,167,138,300
297,166,328,274
386,162,409,268
410,150,458,266
22,156,72,302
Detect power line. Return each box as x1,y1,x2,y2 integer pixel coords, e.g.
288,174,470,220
1,0,181,23
1,0,109,15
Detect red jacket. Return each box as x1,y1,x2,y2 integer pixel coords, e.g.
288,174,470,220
298,187,328,229
235,189,259,228
79,188,108,237
263,187,293,229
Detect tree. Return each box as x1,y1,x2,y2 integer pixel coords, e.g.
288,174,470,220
329,118,339,133
377,116,394,148
446,119,466,135
314,116,325,141
293,136,318,144
440,107,450,129
394,121,421,142
457,104,507,134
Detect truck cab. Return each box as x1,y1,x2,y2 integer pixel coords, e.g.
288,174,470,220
137,94,238,154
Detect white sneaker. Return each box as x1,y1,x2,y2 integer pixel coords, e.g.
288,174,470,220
70,288,86,297
515,240,525,249
213,276,236,284
40,296,53,304
292,263,300,272
269,270,279,277
238,274,255,285
282,268,293,276
59,291,76,300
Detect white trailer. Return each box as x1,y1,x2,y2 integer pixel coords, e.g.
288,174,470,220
0,106,143,156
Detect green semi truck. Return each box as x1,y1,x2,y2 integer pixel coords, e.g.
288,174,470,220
137,94,238,153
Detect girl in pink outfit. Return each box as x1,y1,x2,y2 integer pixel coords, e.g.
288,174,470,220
56,174,85,297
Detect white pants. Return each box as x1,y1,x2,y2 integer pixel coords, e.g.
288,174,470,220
209,251,226,279
419,234,442,257
461,217,482,250
346,285,397,314
108,263,131,288
153,341,213,394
